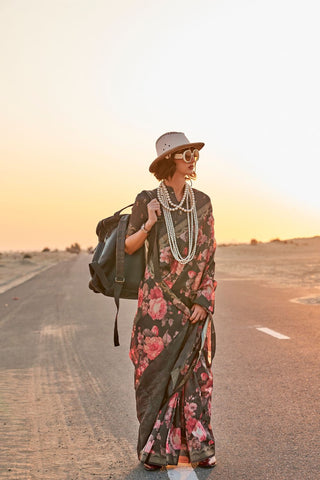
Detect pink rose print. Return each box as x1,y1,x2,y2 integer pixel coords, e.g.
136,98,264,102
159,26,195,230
160,246,172,264
188,270,197,279
168,393,178,409
194,360,201,373
164,279,173,289
193,421,207,442
171,261,184,277
143,336,164,361
201,285,215,303
154,419,161,430
138,287,143,306
135,356,149,384
163,331,172,347
197,228,207,246
139,283,150,315
200,248,209,262
144,434,155,454
151,325,159,336
186,417,197,435
184,402,197,419
141,300,149,317
169,427,181,451
150,286,163,300
149,287,167,320
144,267,152,279
195,271,203,287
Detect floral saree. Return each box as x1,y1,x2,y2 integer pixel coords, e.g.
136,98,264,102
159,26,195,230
128,186,217,466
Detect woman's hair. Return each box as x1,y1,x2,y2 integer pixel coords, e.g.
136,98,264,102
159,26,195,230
152,154,197,181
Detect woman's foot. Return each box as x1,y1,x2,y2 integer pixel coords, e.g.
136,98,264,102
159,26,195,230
143,462,162,471
198,455,217,468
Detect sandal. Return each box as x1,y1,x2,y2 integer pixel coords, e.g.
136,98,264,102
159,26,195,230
143,462,162,471
198,455,217,468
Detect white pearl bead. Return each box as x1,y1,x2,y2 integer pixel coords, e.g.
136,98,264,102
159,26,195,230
156,181,198,264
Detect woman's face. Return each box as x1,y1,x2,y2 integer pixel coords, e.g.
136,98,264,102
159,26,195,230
174,152,196,177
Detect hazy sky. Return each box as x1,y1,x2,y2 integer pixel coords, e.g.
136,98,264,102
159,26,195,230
1,0,319,250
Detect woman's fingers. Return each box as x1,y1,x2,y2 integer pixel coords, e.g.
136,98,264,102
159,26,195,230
190,304,207,323
147,199,161,223
148,199,161,216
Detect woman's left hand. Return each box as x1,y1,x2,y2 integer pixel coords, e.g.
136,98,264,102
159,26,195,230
190,304,207,324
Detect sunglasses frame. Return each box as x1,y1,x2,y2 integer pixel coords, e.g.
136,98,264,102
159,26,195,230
174,148,200,164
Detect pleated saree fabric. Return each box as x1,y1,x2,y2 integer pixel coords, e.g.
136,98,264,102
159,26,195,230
128,186,217,466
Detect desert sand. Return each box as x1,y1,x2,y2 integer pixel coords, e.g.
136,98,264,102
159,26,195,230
215,236,320,304
0,250,75,294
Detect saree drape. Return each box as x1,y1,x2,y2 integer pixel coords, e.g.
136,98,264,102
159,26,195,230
128,187,217,466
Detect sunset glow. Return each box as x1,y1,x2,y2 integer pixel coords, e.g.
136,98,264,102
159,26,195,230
1,0,319,251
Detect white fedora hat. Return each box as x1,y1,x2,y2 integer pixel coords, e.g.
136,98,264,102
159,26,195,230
149,132,205,173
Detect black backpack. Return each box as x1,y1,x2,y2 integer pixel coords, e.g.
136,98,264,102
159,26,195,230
89,192,157,346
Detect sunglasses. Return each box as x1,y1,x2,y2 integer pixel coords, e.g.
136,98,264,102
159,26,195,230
174,148,200,163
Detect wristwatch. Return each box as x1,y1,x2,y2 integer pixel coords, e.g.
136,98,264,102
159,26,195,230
140,223,151,234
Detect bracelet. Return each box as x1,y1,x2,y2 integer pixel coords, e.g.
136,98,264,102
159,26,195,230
140,223,151,234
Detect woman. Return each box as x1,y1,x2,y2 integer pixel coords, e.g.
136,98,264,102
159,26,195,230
125,132,217,471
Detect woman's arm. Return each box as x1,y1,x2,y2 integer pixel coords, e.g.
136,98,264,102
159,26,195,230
125,198,161,255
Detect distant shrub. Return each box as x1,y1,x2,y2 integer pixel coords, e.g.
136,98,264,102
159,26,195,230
66,242,81,254
270,238,281,243
23,253,32,259
87,246,94,254
250,239,258,245
42,247,50,252
218,243,237,247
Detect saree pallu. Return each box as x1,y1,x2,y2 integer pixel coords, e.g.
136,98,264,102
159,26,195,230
128,187,217,466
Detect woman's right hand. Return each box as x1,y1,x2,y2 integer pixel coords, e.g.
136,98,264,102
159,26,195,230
146,198,161,230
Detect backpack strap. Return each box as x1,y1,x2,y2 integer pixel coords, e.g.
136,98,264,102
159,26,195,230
144,190,161,283
114,204,134,216
113,215,128,346
152,221,161,283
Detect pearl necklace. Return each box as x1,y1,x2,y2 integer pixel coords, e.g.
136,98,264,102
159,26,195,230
157,181,198,264
157,180,194,213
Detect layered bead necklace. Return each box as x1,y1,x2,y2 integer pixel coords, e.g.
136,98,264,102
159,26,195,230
157,180,198,264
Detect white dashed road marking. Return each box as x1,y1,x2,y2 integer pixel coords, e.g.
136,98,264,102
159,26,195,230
167,464,199,480
256,327,290,339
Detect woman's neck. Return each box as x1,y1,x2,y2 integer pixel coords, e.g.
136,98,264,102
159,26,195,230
164,175,186,202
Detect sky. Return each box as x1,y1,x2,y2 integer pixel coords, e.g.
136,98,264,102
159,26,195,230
1,0,319,250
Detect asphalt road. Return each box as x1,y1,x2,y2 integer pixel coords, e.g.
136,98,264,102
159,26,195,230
0,253,319,480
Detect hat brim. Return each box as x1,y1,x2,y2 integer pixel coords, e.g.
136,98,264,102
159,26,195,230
149,142,205,173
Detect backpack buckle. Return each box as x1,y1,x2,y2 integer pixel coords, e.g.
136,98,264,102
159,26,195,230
115,276,125,283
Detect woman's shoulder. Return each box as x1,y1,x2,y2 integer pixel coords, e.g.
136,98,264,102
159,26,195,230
135,188,157,201
193,188,212,205
132,188,157,208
